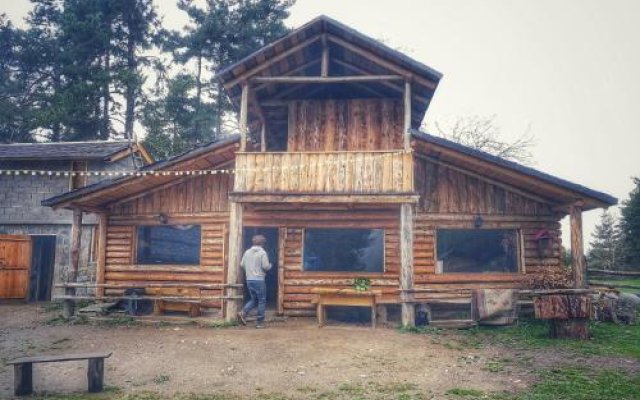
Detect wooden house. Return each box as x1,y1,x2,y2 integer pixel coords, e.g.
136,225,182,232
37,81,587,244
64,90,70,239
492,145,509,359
42,16,616,325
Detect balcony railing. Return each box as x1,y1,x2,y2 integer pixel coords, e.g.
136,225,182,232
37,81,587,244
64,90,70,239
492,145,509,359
234,151,413,194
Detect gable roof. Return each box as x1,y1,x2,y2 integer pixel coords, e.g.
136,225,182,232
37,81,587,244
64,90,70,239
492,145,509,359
411,129,617,211
0,140,153,163
216,15,442,131
42,135,240,209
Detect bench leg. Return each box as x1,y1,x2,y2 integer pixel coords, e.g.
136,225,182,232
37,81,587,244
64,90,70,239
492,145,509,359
14,363,33,396
371,305,377,328
87,358,105,393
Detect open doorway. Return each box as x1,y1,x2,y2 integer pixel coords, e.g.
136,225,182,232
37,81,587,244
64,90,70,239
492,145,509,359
28,235,56,302
242,227,279,309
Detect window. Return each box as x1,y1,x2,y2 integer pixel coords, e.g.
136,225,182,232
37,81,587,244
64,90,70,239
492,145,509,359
303,228,384,273
136,225,201,265
436,229,519,273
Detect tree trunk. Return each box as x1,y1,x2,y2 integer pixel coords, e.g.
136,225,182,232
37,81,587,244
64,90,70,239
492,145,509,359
101,51,111,140
124,26,136,141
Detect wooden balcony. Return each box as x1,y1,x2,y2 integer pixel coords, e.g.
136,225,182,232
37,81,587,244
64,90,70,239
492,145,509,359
232,151,415,203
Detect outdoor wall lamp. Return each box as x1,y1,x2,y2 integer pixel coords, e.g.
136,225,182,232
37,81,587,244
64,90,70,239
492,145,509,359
156,213,168,225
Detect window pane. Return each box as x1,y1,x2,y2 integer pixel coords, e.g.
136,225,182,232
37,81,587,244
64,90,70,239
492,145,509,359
303,228,384,273
136,225,201,265
437,229,518,273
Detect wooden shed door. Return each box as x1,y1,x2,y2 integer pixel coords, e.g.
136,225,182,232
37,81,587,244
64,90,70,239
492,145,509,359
0,235,32,299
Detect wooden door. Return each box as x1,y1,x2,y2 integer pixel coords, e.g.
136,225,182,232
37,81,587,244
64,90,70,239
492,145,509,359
0,235,32,299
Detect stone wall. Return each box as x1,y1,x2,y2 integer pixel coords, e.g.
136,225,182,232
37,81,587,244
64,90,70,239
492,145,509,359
0,156,137,298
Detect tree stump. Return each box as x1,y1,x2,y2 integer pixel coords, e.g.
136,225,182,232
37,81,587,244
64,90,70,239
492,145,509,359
533,293,591,339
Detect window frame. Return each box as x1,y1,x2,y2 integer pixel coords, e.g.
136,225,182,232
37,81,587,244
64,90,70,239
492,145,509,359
134,224,202,266
300,227,387,275
434,227,523,275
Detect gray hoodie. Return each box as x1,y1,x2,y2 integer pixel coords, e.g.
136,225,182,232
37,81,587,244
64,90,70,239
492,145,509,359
241,245,272,281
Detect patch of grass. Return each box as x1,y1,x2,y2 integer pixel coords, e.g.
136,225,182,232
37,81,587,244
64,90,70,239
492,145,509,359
446,388,484,397
152,374,170,385
206,320,238,329
466,318,640,359
490,368,640,400
97,315,138,327
483,361,506,373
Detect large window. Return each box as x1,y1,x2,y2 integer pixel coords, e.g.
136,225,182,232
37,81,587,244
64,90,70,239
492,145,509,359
303,228,384,273
136,225,201,265
436,229,519,273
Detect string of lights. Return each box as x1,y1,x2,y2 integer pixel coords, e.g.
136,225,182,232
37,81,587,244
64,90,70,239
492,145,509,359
0,149,412,177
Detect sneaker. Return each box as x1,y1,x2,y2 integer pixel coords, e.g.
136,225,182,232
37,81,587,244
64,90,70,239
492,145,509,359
237,311,247,326
255,323,265,329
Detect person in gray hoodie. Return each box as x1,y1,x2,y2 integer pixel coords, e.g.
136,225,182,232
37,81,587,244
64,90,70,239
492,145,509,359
238,234,272,328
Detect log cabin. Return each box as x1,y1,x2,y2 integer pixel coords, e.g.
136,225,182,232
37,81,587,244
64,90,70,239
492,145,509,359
42,16,617,326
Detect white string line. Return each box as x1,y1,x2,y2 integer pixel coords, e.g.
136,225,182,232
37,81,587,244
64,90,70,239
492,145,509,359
0,150,412,177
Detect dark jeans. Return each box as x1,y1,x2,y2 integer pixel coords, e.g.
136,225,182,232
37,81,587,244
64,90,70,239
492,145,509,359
242,280,266,323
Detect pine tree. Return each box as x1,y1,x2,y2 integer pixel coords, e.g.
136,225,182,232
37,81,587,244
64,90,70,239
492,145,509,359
144,0,294,157
619,177,640,269
588,210,621,270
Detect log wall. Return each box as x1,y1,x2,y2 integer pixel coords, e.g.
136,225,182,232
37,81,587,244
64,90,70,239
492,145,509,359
413,214,564,291
244,207,402,316
287,99,404,151
101,174,232,306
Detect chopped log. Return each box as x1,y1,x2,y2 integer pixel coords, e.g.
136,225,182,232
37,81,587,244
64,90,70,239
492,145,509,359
533,294,590,320
549,319,590,340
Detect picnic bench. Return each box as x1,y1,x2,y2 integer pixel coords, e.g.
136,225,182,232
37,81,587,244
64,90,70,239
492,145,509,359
8,352,112,396
311,288,382,328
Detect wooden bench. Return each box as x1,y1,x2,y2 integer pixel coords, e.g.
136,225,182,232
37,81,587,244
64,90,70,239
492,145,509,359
8,352,112,396
311,288,381,328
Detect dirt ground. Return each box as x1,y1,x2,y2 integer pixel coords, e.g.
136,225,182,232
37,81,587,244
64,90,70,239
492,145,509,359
0,303,632,399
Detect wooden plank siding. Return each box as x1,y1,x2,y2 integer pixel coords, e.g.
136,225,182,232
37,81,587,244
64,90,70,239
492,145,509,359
287,99,404,151
414,156,554,216
234,151,412,194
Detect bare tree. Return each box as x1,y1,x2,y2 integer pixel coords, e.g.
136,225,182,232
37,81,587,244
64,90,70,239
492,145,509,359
424,115,536,165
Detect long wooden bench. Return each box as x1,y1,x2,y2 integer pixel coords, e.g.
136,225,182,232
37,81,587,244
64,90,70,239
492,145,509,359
8,352,112,396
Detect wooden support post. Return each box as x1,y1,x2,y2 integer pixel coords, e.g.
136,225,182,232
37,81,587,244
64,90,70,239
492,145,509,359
239,82,249,152
63,208,83,318
260,123,267,152
570,203,586,288
321,34,329,77
87,358,105,393
400,203,415,327
13,363,33,396
403,80,412,149
225,202,243,322
95,214,107,298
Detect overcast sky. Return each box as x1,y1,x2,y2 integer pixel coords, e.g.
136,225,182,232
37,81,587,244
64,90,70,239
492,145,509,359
3,0,639,248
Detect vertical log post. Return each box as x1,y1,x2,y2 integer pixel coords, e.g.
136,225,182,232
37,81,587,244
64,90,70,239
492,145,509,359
63,208,83,318
239,82,249,152
225,202,243,321
95,214,108,298
260,123,267,152
321,34,329,77
225,81,249,321
403,80,412,149
400,203,415,327
570,202,586,288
